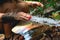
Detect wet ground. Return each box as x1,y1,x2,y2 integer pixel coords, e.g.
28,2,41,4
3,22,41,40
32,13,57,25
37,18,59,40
5,26,60,40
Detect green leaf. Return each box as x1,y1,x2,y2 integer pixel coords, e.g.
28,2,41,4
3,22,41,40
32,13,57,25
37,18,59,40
54,15,60,20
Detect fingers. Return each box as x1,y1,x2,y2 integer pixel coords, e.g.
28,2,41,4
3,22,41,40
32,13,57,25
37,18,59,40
31,1,44,7
37,2,44,7
16,12,31,20
25,1,44,7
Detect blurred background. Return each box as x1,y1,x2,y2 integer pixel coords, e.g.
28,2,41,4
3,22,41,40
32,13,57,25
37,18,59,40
24,0,60,20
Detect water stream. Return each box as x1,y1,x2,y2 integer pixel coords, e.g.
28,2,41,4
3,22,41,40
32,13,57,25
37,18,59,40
30,16,60,27
29,7,60,27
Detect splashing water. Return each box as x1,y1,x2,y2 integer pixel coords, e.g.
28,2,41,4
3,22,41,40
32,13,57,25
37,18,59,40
29,7,60,27
30,16,60,27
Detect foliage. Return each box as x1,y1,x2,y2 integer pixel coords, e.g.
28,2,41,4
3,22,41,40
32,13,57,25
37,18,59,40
51,11,60,20
24,0,60,19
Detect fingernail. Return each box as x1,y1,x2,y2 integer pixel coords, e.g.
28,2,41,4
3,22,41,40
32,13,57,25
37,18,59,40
27,15,32,21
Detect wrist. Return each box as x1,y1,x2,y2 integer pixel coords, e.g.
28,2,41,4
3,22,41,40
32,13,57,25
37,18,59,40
0,13,5,22
1,15,16,23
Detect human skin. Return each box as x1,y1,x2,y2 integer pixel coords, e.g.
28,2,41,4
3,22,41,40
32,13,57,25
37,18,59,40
0,1,43,21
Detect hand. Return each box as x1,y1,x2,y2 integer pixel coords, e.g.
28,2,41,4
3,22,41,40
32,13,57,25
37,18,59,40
25,1,44,8
17,1,43,13
16,12,31,21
